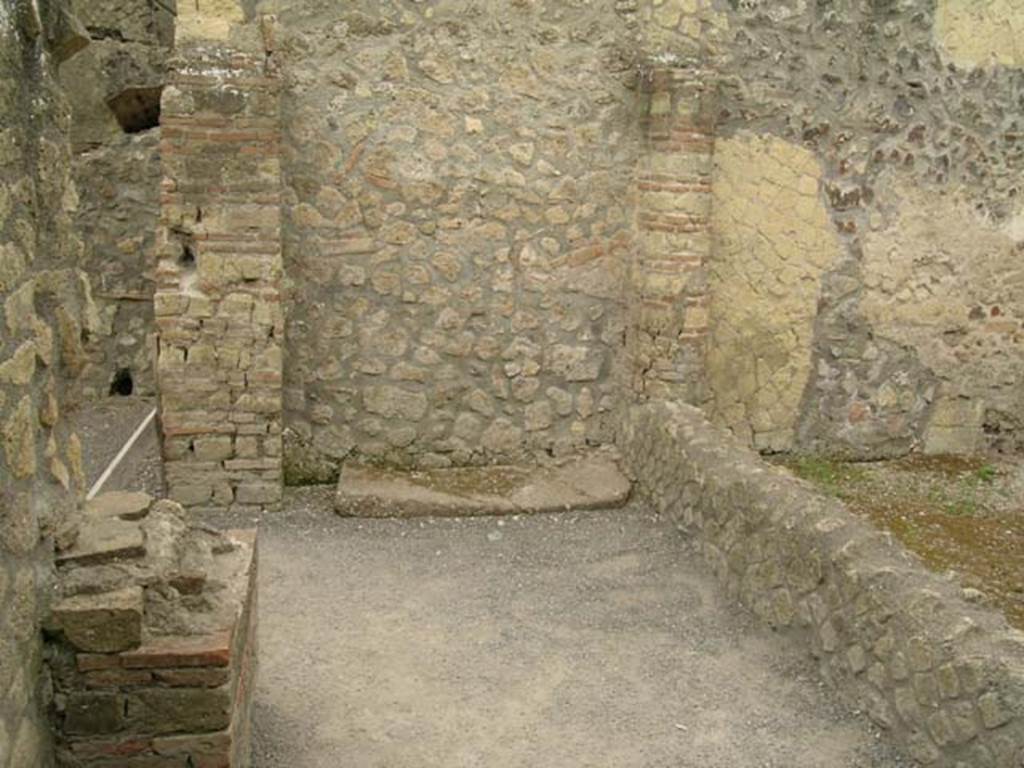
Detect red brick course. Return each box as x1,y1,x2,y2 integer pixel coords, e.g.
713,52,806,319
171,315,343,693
630,61,715,403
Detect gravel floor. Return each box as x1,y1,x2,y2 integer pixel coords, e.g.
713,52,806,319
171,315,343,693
225,488,909,768
66,395,164,496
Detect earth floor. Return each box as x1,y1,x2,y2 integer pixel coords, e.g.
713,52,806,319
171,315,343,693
779,453,1024,630
78,397,909,766
237,488,906,768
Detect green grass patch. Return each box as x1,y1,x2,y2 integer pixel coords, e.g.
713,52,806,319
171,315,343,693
788,456,867,498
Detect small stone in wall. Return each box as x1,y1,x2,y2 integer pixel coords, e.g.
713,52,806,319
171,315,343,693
481,419,524,454
525,401,553,432
547,344,602,382
3,396,36,479
0,341,35,386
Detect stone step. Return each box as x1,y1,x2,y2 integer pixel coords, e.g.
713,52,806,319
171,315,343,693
335,452,632,518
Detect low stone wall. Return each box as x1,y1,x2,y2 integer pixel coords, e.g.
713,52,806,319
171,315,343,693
619,402,1024,767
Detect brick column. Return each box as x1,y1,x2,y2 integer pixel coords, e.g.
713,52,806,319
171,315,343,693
154,46,284,512
630,61,715,404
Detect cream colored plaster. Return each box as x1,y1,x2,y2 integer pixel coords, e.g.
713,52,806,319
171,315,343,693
176,0,245,44
934,0,1024,69
707,132,839,452
644,0,729,52
862,174,1024,453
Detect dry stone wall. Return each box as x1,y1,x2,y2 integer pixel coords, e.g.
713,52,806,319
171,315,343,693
277,0,641,474
620,401,1024,767
0,2,94,766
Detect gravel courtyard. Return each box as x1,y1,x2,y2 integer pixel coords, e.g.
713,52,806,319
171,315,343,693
239,488,907,768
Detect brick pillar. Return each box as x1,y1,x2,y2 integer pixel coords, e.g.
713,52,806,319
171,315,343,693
154,45,284,512
630,61,715,404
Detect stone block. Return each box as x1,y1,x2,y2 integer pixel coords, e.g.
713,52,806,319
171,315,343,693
193,435,235,462
51,586,144,653
84,491,153,521
978,691,1011,729
234,482,282,505
64,692,125,735
151,731,232,764
3,396,37,479
168,484,214,507
56,518,146,567
125,688,231,735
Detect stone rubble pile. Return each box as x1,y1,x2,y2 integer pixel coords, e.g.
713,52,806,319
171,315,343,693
44,491,257,768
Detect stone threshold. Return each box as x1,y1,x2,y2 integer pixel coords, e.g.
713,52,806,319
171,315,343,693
335,450,632,518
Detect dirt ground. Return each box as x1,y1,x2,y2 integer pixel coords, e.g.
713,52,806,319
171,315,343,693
232,488,907,768
779,453,1024,630
66,395,164,497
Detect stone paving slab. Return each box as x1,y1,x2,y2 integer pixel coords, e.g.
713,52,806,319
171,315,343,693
55,517,147,567
84,491,154,521
335,453,632,517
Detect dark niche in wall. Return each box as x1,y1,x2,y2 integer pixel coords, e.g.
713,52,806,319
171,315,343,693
107,85,164,133
110,367,134,396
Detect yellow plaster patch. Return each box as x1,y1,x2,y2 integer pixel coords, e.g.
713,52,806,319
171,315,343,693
934,0,1024,69
176,0,245,44
706,132,839,452
644,0,728,50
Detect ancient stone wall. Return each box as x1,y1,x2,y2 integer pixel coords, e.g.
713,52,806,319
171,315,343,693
266,0,1024,468
0,2,95,765
155,25,285,513
277,0,641,474
628,60,714,406
72,132,161,400
643,0,1024,457
61,0,171,401
619,401,1024,767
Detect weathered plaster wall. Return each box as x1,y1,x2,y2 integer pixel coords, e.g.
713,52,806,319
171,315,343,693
0,1,93,765
645,0,1024,457
706,132,840,453
278,1,641,473
934,0,1024,69
862,173,1024,454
